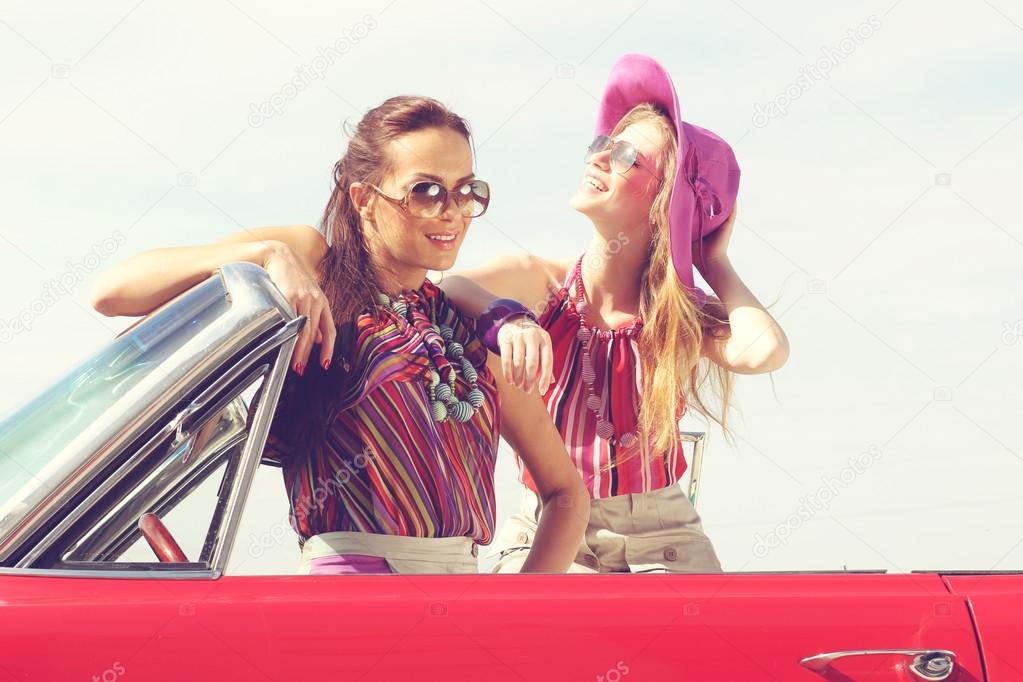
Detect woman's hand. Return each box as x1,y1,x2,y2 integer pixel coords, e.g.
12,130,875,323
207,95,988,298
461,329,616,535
262,242,336,375
693,204,737,275
692,203,791,374
496,315,554,395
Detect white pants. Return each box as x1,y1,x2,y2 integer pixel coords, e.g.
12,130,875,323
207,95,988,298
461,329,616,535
298,531,479,574
488,483,723,574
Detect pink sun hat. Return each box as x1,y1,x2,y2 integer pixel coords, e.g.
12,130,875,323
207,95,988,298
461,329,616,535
595,53,741,298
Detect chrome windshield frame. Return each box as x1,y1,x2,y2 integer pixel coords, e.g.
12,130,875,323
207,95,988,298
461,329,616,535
0,263,300,572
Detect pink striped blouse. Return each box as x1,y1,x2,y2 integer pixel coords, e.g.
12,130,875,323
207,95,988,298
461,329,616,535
256,282,500,546
517,256,688,499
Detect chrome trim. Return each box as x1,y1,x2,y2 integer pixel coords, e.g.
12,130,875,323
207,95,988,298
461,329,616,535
1,263,298,565
63,396,249,563
208,329,298,576
680,431,706,509
0,566,217,580
800,649,956,681
17,318,300,568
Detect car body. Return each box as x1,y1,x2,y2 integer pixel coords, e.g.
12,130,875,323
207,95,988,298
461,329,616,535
0,263,1019,681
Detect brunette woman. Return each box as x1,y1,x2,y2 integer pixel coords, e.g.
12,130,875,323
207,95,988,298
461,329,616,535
92,95,588,574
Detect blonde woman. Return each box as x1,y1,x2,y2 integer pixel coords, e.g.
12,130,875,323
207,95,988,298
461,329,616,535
440,54,789,573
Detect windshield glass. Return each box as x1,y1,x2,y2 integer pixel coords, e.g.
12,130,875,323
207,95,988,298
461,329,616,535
0,280,229,543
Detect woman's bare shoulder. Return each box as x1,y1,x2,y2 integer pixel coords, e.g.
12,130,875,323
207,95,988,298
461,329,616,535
516,254,573,300
549,257,574,282
288,225,330,268
527,255,572,289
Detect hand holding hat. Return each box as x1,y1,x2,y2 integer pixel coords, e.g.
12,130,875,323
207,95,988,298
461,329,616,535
693,201,737,276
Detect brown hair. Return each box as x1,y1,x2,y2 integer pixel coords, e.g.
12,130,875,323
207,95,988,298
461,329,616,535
611,104,736,462
317,95,472,329
281,95,473,459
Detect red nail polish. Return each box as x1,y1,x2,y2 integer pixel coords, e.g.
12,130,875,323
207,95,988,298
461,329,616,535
296,363,304,376
322,358,331,370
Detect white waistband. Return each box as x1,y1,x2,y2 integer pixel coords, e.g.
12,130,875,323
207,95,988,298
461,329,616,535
298,531,479,574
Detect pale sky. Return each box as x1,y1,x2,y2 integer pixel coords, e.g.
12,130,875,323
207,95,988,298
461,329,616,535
1,0,1021,575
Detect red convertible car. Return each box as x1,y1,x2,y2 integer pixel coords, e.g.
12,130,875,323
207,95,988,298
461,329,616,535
0,263,1019,681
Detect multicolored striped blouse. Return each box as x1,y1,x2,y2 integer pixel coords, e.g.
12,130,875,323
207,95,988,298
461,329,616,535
256,281,500,545
518,256,688,500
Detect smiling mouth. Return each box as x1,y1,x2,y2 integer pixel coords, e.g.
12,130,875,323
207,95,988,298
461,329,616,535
426,233,457,243
584,176,608,192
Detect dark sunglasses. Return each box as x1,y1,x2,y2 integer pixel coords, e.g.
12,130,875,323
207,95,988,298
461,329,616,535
369,179,491,219
584,135,644,175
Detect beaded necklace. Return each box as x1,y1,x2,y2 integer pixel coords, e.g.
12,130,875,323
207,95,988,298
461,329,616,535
375,292,484,423
570,258,641,449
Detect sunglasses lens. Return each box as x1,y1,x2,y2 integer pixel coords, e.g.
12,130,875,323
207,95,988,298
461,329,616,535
407,181,445,217
585,136,611,162
407,180,490,218
610,141,638,174
461,180,490,218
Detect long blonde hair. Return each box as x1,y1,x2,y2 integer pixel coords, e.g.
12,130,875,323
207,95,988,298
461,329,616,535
611,104,736,460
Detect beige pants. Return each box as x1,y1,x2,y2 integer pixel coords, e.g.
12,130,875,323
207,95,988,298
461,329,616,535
298,531,479,574
488,483,723,574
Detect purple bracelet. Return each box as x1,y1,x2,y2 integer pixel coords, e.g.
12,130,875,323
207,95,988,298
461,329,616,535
477,298,539,354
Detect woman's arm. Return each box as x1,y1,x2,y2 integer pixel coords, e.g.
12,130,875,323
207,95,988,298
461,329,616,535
486,352,588,572
694,210,790,374
699,262,789,374
440,253,562,317
90,239,278,317
90,224,326,316
441,254,566,393
90,224,335,374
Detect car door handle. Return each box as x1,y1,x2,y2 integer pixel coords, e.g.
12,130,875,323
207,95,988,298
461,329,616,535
800,649,956,680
